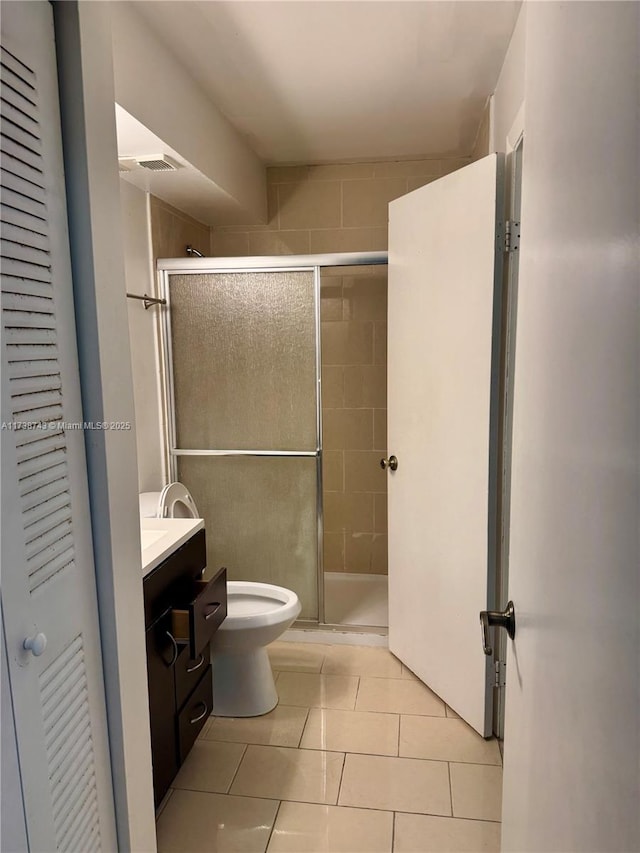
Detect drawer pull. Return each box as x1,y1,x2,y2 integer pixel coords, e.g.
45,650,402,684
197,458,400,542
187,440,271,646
165,631,179,668
185,653,205,674
189,701,208,725
204,602,222,622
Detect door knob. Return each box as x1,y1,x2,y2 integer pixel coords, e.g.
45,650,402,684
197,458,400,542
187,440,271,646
380,455,398,471
23,632,47,657
479,601,515,656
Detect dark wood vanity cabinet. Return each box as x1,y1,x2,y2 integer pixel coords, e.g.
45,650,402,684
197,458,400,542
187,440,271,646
143,529,227,807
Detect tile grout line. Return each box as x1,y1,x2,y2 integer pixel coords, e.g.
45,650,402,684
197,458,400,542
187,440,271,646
336,749,348,807
447,761,454,818
297,706,312,748
391,811,396,853
226,743,249,794
264,800,282,853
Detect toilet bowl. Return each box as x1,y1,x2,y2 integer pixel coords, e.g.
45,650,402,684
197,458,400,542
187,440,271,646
211,581,301,717
139,483,301,717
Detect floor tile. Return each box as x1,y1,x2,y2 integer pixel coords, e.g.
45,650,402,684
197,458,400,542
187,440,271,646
267,802,393,853
356,677,446,716
399,716,501,764
276,671,359,710
156,789,278,853
300,708,399,756
446,705,460,718
400,663,419,680
204,705,309,748
339,753,451,815
230,744,344,804
450,762,503,822
268,642,331,673
394,813,501,852
172,739,246,794
321,645,402,678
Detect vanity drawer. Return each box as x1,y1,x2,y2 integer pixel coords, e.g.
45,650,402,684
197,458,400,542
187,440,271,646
172,567,227,659
177,665,213,762
175,641,210,711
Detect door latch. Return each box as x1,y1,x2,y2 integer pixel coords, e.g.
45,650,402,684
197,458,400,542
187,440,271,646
479,601,516,656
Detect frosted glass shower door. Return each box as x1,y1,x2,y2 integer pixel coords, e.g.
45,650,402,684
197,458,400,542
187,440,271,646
166,270,319,619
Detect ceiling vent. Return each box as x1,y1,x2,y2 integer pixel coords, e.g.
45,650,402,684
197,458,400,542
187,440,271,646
117,154,180,173
136,154,179,172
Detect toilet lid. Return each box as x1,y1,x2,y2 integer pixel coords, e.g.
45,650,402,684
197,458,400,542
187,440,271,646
158,482,199,519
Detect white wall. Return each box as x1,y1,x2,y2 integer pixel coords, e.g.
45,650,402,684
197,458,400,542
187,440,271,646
111,2,267,226
120,181,165,492
491,3,526,151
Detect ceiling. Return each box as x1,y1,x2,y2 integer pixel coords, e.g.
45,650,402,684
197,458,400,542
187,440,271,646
131,1,521,165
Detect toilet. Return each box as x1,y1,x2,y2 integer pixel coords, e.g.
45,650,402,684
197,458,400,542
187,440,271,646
139,482,301,717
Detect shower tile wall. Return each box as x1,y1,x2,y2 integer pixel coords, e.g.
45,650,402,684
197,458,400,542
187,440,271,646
321,267,388,575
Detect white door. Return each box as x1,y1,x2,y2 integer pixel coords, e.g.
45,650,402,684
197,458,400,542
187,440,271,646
1,3,117,850
388,154,503,737
501,3,639,850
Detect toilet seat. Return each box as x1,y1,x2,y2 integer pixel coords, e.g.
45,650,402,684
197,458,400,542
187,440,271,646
221,582,301,630
139,483,199,519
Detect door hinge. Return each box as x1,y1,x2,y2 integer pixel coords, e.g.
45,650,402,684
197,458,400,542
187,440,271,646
501,219,520,253
494,660,506,688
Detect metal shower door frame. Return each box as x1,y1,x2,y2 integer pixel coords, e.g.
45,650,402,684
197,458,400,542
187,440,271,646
156,252,388,626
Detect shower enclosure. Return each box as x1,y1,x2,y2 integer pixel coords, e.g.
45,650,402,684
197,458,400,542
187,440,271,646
157,252,387,629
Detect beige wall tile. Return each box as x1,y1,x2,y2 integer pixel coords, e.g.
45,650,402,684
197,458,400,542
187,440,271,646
344,451,387,492
373,408,387,451
322,366,344,407
150,195,210,261
342,276,387,321
278,181,341,229
322,450,343,491
248,230,310,255
345,532,387,574
324,491,374,533
372,533,388,574
373,158,469,178
267,183,279,225
322,322,373,365
342,177,408,227
323,530,344,571
310,227,387,253
374,322,387,364
210,230,250,257
323,408,373,450
407,176,437,193
344,366,387,408
268,165,310,184
307,163,376,181
320,280,343,322
374,493,388,534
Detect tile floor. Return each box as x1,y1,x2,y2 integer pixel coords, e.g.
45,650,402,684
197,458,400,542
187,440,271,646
156,642,502,853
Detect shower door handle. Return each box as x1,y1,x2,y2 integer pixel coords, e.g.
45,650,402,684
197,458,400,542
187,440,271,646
380,455,398,471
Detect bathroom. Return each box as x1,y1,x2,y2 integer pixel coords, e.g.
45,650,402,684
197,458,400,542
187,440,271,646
5,2,636,852
117,0,515,846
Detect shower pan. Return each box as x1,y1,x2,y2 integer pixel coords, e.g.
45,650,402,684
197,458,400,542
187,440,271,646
157,252,387,629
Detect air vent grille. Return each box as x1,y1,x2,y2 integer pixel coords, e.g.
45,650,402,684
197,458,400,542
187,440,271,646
137,157,177,172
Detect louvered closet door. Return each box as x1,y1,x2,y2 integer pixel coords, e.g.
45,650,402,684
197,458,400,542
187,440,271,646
0,4,117,851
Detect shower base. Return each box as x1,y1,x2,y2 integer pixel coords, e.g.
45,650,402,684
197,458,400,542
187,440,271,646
323,572,388,628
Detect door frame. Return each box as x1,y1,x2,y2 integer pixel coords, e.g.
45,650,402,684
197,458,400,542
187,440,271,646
494,105,525,739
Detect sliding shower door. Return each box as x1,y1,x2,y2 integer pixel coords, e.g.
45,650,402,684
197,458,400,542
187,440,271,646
164,270,320,619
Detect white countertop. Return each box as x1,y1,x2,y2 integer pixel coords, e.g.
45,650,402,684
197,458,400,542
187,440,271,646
141,517,204,577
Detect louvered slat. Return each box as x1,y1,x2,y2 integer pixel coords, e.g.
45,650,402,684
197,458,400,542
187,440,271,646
1,167,46,203
6,343,58,362
0,97,39,137
0,202,47,234
1,150,43,185
15,428,65,455
9,358,58,378
1,257,50,284
2,221,50,252
19,461,68,497
21,475,69,513
1,186,47,220
1,240,50,268
1,79,38,122
11,373,61,396
28,544,74,593
0,46,36,90
23,488,70,528
18,447,67,479
0,130,43,172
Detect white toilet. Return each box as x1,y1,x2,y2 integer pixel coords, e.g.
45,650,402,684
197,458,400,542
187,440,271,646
139,483,301,717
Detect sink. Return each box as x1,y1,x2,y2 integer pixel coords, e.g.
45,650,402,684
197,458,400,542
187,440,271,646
140,517,204,577
140,529,167,551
